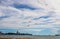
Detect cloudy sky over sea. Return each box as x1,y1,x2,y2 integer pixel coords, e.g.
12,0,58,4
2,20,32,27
0,0,60,35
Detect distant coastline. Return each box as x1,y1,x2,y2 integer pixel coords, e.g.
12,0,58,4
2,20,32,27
0,31,32,35
0,31,60,36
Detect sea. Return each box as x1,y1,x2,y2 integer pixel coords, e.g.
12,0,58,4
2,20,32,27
0,35,60,39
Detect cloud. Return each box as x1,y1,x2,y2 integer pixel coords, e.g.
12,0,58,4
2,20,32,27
0,0,60,35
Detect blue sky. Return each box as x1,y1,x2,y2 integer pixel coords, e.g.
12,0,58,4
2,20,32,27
0,0,60,35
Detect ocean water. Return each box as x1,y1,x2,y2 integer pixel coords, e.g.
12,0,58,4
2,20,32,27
0,35,60,39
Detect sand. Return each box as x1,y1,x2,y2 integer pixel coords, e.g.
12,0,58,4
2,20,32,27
0,35,60,39
0,38,33,39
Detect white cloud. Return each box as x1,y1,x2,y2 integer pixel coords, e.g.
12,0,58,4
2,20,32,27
0,0,60,35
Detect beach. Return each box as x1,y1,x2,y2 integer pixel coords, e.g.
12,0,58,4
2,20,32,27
0,35,60,39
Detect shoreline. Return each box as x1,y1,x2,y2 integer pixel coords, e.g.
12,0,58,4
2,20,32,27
0,35,60,39
0,37,34,39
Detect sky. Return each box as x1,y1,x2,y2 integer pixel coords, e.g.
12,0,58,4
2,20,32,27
0,0,60,35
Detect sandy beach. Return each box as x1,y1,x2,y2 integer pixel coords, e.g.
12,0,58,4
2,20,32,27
0,38,33,39
0,35,60,39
